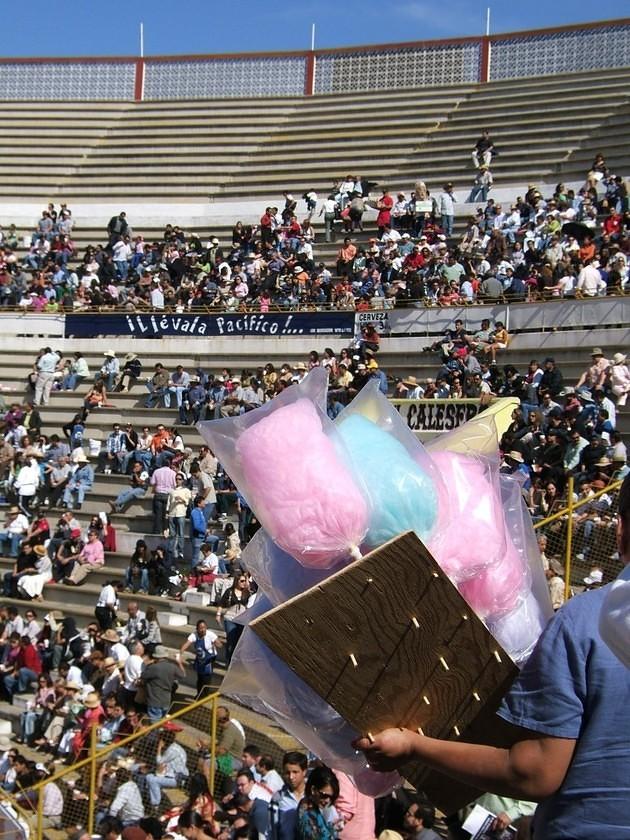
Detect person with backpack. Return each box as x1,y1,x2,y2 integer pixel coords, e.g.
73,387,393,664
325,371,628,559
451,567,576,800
178,619,223,697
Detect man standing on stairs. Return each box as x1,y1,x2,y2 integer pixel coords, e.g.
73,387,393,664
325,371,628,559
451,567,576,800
150,457,176,535
34,347,60,406
438,183,457,239
107,211,129,248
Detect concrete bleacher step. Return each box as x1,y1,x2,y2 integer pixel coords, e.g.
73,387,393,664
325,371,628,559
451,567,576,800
0,67,628,202
0,555,225,629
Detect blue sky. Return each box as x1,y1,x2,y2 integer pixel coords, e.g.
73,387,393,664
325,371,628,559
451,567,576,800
6,1,625,57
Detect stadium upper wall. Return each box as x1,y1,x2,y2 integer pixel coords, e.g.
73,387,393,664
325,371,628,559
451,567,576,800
1,18,629,100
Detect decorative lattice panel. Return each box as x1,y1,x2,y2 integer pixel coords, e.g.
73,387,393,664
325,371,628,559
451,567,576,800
144,57,306,99
0,62,135,100
490,24,630,80
314,43,481,94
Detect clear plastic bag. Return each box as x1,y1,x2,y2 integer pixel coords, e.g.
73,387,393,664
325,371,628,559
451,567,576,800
198,369,369,568
335,382,442,547
484,475,553,663
222,600,401,797
240,528,338,608
221,385,554,787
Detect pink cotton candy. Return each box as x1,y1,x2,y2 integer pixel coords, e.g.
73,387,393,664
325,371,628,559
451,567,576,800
458,541,526,618
428,451,505,582
236,398,368,568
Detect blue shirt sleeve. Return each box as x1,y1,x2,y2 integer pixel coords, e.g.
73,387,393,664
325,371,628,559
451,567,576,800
498,604,585,739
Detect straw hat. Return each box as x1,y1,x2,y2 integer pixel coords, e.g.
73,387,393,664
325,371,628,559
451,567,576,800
33,545,47,557
83,692,101,709
103,350,117,357
101,629,120,643
613,352,627,365
402,375,419,387
507,450,525,464
591,347,604,357
65,681,82,692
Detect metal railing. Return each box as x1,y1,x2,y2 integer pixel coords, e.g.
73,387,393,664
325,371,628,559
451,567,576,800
533,477,623,602
1,692,220,840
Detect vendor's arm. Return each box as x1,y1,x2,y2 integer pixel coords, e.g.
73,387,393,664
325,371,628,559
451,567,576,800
357,598,587,802
354,726,575,801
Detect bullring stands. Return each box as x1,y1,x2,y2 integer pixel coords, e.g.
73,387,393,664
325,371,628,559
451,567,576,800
0,67,629,202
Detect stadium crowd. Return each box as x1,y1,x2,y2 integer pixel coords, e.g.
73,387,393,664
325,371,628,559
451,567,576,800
0,156,628,315
0,346,627,837
0,158,627,840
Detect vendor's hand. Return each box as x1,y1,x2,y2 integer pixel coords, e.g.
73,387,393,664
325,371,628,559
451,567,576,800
492,812,512,832
352,727,417,772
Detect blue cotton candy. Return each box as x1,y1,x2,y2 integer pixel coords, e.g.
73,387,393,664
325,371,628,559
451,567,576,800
337,413,438,547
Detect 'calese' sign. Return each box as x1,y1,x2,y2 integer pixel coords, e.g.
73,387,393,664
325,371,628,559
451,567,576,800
392,399,481,433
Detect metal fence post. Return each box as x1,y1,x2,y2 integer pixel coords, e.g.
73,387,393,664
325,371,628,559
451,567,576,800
209,695,218,792
87,723,98,834
564,476,575,602
36,780,44,840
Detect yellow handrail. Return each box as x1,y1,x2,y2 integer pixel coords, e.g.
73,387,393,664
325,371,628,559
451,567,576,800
532,479,622,531
25,690,220,796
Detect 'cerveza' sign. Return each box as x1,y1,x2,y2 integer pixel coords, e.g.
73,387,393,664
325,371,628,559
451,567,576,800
65,311,355,338
391,399,481,433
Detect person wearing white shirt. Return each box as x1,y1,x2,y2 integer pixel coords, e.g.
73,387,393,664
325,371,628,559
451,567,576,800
577,260,607,297
257,755,284,795
23,610,41,641
234,769,273,804
0,509,30,557
150,281,164,309
438,184,456,237
95,581,119,631
380,226,401,243
121,642,144,708
112,238,132,281
557,273,575,297
34,348,60,406
108,767,145,823
610,353,630,406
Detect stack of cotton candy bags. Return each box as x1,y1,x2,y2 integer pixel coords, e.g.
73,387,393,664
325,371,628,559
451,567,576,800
199,368,369,569
199,370,552,795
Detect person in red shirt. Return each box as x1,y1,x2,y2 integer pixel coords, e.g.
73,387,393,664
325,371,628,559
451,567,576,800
403,245,425,272
602,209,622,239
3,634,42,700
260,207,274,249
376,188,394,236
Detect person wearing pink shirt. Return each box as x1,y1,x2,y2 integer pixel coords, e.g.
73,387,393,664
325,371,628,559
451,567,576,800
64,529,104,585
334,769,375,839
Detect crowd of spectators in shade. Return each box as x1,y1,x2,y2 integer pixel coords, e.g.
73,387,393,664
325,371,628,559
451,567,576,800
0,152,627,315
